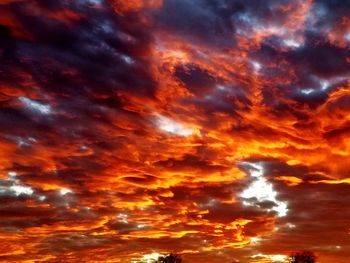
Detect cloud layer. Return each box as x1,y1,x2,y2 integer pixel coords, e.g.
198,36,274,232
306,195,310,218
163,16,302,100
1,0,350,262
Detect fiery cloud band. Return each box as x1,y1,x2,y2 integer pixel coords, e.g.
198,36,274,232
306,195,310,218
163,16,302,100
0,0,350,262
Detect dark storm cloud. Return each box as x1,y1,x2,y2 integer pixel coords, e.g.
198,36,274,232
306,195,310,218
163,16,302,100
314,0,350,12
0,0,156,98
256,181,350,260
175,64,217,96
286,42,350,78
156,0,236,47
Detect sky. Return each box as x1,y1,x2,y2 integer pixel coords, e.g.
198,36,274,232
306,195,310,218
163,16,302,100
0,0,350,262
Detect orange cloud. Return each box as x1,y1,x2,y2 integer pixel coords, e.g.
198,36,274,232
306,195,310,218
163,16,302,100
1,0,350,262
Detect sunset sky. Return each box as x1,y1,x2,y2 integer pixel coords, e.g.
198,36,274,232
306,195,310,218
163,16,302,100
1,0,350,262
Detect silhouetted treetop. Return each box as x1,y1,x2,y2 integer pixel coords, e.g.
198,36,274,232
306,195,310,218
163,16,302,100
290,251,316,263
157,253,182,263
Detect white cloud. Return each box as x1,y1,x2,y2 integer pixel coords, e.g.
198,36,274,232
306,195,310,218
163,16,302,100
251,253,288,262
273,201,288,217
8,171,17,178
9,185,34,196
117,213,128,224
345,32,350,41
141,253,164,263
38,195,46,201
283,38,302,48
217,85,229,91
240,162,288,217
81,0,102,4
300,88,315,95
0,172,47,201
121,55,134,65
320,80,330,91
251,61,262,71
156,116,193,136
286,223,296,229
59,188,73,196
250,237,261,244
18,97,51,115
241,177,276,201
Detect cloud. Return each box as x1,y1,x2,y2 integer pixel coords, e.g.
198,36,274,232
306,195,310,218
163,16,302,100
0,0,350,262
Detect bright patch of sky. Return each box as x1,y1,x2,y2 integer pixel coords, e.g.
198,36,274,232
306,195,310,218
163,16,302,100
320,80,330,91
251,253,288,262
81,0,102,5
117,213,129,224
18,96,51,115
8,171,17,178
217,85,228,91
141,253,165,263
251,61,262,72
240,162,288,217
300,88,315,95
121,55,134,65
0,171,34,197
250,237,261,244
283,38,302,48
59,188,73,196
9,185,34,196
286,223,296,229
156,115,193,136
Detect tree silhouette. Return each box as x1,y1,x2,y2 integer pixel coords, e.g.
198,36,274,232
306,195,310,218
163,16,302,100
157,254,182,263
290,251,316,263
